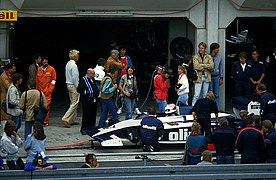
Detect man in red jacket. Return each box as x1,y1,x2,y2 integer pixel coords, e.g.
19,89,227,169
153,67,170,113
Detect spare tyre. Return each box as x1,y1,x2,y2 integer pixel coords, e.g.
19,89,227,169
170,37,193,59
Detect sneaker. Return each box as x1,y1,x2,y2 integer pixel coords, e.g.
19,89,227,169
117,108,122,114
134,108,142,115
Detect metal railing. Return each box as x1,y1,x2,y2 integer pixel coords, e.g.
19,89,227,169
1,164,276,180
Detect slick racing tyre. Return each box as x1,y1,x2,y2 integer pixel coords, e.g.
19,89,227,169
127,128,140,144
170,37,193,59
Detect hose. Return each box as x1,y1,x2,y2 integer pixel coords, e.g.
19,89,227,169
139,71,156,109
45,140,90,150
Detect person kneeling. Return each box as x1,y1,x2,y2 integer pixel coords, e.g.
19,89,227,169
140,107,164,152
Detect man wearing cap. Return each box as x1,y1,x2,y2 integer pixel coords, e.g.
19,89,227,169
24,152,57,171
105,49,122,83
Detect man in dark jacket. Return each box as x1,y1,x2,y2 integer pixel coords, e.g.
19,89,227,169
192,91,218,137
231,52,253,97
208,118,235,164
256,83,276,126
77,68,99,134
236,115,265,164
140,107,164,152
183,54,197,106
262,120,276,163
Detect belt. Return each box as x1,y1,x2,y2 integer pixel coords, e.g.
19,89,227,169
211,74,219,77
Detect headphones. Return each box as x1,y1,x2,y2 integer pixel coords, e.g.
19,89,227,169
201,155,214,162
155,65,166,74
38,159,43,165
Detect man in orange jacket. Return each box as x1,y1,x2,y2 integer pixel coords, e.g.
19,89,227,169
36,56,57,126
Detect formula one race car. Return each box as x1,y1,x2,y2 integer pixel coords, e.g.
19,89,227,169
84,105,242,147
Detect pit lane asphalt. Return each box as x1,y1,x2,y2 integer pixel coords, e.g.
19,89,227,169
11,96,185,168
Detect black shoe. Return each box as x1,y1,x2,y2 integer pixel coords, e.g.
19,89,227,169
80,130,86,135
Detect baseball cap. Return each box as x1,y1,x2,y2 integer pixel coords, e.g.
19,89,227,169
35,151,49,161
110,49,119,56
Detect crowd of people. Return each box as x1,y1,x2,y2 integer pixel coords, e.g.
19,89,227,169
0,41,275,170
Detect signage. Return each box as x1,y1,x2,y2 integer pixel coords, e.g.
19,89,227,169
0,10,17,21
168,128,189,141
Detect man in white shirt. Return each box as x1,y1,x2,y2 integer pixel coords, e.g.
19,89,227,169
61,49,80,128
94,58,106,92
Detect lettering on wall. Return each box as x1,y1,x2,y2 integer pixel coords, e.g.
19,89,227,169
0,10,17,21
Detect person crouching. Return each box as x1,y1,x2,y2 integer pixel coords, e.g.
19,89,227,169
140,107,164,152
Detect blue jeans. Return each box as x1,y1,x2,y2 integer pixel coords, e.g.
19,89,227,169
209,76,220,107
155,98,167,113
124,96,135,120
99,98,118,128
192,75,210,106
25,121,34,140
216,155,235,164
12,114,22,132
176,93,188,106
133,102,138,110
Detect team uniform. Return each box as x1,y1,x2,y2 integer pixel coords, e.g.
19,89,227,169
231,61,252,97
236,126,265,164
264,128,276,163
259,91,276,125
36,65,56,125
140,115,164,151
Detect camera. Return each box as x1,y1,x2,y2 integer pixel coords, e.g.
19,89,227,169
129,92,138,99
175,84,182,89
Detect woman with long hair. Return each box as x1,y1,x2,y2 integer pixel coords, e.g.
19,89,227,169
1,120,24,169
24,121,46,163
118,66,138,120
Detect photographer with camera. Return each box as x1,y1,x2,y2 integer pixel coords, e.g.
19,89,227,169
153,66,170,113
118,66,138,120
175,65,189,106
